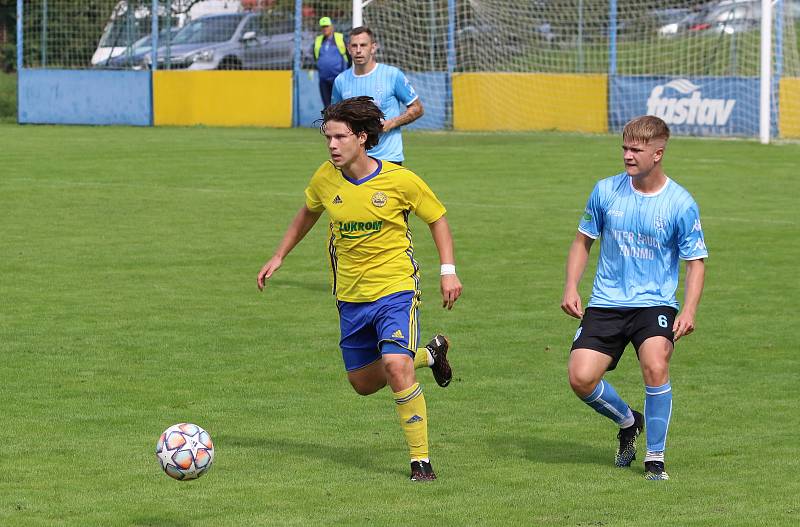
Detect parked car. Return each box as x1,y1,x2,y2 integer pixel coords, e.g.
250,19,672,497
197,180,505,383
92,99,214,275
143,12,315,70
685,0,773,35
653,8,693,36
100,28,180,69
91,0,242,66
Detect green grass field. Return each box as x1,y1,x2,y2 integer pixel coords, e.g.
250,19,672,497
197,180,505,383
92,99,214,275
1,124,798,526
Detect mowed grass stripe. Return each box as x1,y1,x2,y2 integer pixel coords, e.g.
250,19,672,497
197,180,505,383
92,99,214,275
0,124,798,526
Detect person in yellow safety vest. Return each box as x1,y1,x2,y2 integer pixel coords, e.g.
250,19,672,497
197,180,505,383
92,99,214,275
314,17,350,108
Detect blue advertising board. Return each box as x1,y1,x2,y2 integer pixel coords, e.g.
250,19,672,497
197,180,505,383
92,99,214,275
18,69,152,126
610,76,776,137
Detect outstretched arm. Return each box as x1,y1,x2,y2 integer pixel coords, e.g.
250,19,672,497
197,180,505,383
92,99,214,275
257,205,322,291
561,232,594,319
428,215,462,310
673,258,705,340
383,99,424,132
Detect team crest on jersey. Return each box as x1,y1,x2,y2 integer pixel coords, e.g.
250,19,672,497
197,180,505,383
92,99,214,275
654,216,667,232
582,212,592,222
371,192,388,207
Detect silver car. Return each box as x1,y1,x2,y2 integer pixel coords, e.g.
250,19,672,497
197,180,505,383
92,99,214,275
146,12,314,70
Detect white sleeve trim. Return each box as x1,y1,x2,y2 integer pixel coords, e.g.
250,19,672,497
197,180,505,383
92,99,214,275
681,254,708,261
578,227,598,240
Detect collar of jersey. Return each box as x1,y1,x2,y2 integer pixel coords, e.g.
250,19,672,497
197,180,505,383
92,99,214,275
341,158,382,186
353,63,380,78
629,175,670,197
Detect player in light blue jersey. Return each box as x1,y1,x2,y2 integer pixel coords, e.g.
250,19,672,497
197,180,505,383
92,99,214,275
332,26,423,164
561,116,707,481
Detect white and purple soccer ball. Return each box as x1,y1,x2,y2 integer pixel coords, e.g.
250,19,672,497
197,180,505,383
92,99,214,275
156,423,214,480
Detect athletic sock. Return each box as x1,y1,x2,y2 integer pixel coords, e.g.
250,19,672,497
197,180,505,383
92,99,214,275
582,379,634,427
393,382,429,461
644,381,672,462
413,347,434,369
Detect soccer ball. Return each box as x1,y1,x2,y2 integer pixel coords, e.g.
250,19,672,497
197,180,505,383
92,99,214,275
156,423,215,480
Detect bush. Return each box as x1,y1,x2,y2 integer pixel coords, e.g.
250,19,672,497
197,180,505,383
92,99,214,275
1,43,14,73
0,72,16,121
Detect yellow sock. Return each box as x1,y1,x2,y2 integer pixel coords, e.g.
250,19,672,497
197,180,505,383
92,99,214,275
393,382,429,461
413,347,432,369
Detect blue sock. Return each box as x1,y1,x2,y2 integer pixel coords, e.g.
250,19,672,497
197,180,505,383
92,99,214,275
644,382,672,462
582,380,633,427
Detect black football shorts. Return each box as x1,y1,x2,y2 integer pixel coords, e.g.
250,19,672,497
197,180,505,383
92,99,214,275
570,306,678,370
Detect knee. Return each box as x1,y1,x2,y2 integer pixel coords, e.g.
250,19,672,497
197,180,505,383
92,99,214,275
348,378,379,396
641,363,670,386
383,360,409,384
568,369,598,399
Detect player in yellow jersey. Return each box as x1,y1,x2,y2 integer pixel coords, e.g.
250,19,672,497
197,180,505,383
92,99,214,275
257,96,462,481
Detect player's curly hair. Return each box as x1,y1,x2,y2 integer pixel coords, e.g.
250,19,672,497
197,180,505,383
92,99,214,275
318,96,385,151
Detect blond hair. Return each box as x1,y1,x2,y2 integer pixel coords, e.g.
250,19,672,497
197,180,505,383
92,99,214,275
622,115,670,144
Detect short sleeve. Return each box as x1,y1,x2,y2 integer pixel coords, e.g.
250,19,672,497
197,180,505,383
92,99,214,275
304,169,326,213
393,69,419,107
405,172,445,224
331,76,343,104
676,202,708,260
578,183,603,239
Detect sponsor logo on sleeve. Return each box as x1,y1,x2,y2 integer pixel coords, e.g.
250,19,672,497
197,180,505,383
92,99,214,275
694,238,707,251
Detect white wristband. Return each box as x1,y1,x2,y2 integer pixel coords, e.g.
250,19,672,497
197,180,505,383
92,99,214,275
440,264,456,276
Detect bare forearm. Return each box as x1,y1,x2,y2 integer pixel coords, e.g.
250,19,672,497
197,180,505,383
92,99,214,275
428,216,455,264
682,259,705,315
387,100,424,129
273,206,321,258
565,236,591,292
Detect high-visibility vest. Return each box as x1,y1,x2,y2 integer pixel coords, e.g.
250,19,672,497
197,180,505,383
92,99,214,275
314,32,347,61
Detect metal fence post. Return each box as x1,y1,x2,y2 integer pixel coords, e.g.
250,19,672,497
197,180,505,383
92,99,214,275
608,0,617,76
16,0,22,72
446,0,455,129
41,0,47,67
293,0,302,127
151,0,159,71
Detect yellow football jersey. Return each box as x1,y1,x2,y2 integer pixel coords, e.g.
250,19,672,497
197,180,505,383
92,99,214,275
305,159,446,302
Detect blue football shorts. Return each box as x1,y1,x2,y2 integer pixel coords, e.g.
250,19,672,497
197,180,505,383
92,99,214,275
336,290,421,371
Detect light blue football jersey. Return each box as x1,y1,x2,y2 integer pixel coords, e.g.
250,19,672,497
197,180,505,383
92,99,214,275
578,173,708,309
332,63,419,163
